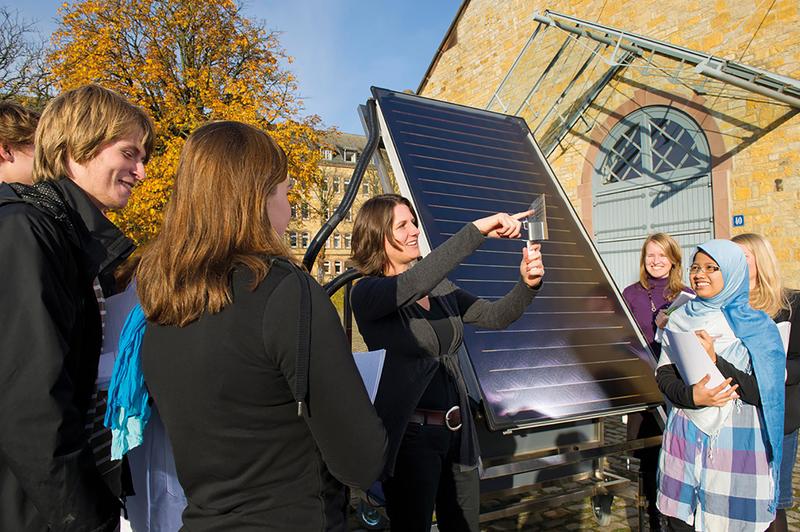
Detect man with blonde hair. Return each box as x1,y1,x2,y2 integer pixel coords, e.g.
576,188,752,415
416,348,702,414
0,100,39,184
0,84,153,531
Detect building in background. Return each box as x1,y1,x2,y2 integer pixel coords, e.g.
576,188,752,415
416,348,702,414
288,131,380,283
417,0,800,287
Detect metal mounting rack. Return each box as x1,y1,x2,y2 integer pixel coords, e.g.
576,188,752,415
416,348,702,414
487,10,800,156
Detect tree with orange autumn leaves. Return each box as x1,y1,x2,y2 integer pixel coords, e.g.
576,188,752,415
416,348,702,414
48,0,326,243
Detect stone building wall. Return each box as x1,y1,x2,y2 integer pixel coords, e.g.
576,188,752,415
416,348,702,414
418,0,800,285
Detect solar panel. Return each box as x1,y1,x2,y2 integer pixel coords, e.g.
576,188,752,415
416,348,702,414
372,87,663,431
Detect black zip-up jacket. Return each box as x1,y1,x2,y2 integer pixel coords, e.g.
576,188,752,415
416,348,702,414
0,179,133,532
141,260,387,531
777,290,800,433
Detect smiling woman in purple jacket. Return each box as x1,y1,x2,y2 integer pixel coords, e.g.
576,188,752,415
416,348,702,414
623,233,689,358
622,232,689,532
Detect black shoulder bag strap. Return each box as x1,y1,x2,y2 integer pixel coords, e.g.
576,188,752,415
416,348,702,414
293,263,312,417
269,257,312,418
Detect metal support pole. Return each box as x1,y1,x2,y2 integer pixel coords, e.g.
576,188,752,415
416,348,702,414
695,63,800,108
486,20,546,109
534,10,800,109
533,42,605,136
542,51,635,155
534,14,644,59
514,35,575,116
343,280,353,347
304,99,381,272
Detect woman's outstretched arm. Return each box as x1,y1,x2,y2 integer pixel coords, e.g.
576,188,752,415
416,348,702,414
352,212,529,322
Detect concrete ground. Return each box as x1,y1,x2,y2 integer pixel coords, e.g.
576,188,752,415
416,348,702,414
351,415,800,531
119,415,800,531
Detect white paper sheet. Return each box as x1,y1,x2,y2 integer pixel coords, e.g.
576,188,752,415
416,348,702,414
665,292,696,315
778,321,792,355
98,282,139,389
663,329,727,388
352,349,386,404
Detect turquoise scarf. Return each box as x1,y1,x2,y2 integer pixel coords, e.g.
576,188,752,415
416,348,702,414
104,303,151,459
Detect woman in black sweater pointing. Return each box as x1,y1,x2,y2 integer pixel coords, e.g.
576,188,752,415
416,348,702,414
350,194,544,532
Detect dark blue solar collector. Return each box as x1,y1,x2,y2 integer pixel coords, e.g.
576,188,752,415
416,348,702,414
371,87,662,431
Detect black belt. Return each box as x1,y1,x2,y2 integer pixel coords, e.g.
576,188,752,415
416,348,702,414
408,406,462,431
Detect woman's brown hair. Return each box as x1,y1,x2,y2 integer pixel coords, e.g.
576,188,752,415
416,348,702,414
351,193,417,276
136,121,292,326
638,232,686,301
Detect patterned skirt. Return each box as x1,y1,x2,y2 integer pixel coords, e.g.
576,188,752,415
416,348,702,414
657,404,774,531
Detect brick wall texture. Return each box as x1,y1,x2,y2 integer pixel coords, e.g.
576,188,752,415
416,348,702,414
418,0,800,286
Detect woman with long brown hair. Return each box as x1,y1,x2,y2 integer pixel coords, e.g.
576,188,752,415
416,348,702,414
136,121,386,530
733,233,799,532
350,194,544,531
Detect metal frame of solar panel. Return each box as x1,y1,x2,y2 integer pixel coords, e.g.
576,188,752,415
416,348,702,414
371,87,663,432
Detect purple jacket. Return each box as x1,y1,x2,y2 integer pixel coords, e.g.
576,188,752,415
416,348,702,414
622,276,673,359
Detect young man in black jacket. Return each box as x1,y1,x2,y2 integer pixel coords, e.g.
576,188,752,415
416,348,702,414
0,84,153,532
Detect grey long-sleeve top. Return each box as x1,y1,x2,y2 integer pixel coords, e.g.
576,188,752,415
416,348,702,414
351,223,538,476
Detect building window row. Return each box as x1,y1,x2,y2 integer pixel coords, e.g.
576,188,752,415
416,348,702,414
288,232,352,249
322,260,345,275
291,203,312,220
321,147,360,163
288,232,310,248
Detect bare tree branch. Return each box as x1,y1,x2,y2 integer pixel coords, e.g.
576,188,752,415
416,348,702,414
0,7,50,102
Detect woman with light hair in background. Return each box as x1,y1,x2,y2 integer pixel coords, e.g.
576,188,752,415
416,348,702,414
732,233,799,532
0,100,39,184
622,232,690,531
623,233,689,356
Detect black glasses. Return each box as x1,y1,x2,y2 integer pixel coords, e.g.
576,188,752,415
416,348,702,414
688,264,720,275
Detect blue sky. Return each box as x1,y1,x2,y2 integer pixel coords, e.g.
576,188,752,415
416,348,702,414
11,0,462,134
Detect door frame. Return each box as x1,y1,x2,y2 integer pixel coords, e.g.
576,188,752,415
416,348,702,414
578,88,732,239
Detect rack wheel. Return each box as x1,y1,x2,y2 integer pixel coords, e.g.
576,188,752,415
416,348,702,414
358,500,388,530
592,494,614,526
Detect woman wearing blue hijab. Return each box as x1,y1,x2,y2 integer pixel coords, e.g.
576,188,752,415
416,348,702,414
655,239,785,531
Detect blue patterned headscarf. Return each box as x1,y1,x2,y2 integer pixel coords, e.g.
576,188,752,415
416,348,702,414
674,239,785,509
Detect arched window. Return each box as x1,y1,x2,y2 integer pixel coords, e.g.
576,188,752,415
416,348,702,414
596,106,710,187
592,105,713,286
